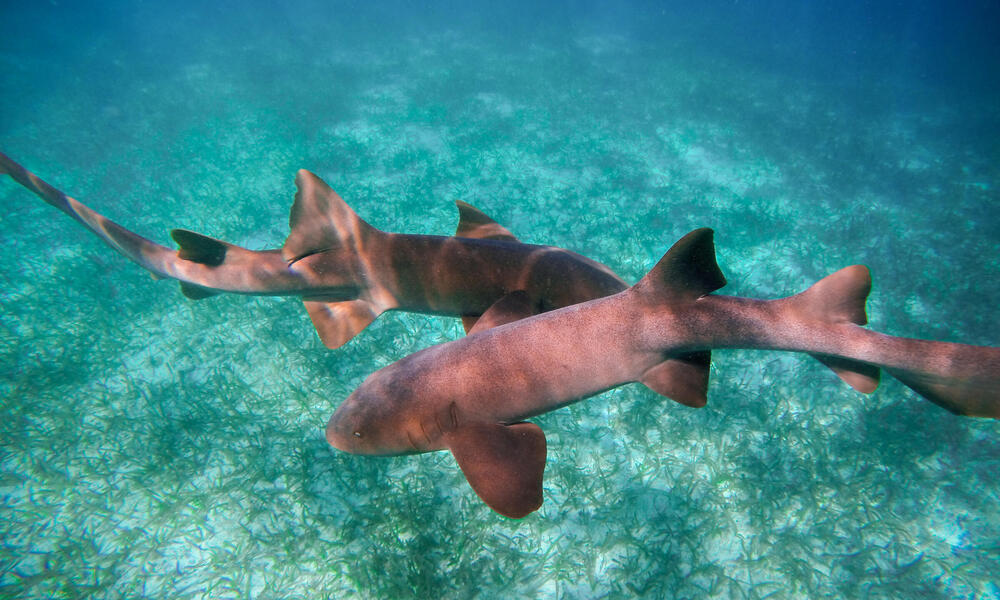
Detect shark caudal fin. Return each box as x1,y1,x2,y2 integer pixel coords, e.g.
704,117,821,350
1,150,181,280
791,265,882,393
632,228,727,408
883,346,1000,418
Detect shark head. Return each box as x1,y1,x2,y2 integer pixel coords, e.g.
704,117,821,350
325,382,424,456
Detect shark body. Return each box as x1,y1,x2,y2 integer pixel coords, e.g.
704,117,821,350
326,229,1000,518
0,151,625,348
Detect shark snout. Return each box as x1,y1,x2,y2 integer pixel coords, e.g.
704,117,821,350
325,409,358,453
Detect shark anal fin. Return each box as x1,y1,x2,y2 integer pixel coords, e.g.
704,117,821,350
454,201,520,242
812,355,881,394
445,421,546,519
179,281,220,300
640,351,711,408
171,229,228,266
467,291,538,335
303,299,381,349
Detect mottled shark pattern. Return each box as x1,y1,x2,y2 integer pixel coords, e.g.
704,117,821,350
0,151,625,347
326,229,1000,518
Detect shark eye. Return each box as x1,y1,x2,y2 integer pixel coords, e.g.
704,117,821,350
353,431,362,438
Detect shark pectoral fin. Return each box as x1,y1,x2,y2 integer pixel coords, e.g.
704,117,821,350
640,351,712,408
812,355,881,394
467,291,538,335
445,421,547,519
283,170,376,264
454,201,520,242
303,299,381,349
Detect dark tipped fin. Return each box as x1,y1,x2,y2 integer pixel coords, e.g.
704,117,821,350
454,201,520,242
179,281,219,300
640,351,712,407
634,228,726,302
283,170,375,264
467,291,538,335
171,229,227,266
445,422,547,519
303,299,381,349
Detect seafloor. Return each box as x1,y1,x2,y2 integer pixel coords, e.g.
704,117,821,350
1,5,999,600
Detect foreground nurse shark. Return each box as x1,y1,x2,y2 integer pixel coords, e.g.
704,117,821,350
0,151,624,347
326,229,1000,518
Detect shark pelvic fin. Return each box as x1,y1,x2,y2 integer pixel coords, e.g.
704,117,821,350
634,228,727,302
454,201,520,242
303,299,382,349
795,265,881,393
445,421,547,519
466,291,538,335
640,351,712,407
283,170,376,264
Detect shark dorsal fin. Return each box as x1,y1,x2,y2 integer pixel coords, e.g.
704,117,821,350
171,229,228,266
445,421,547,519
454,201,520,242
466,291,538,335
283,170,376,264
303,299,382,349
634,228,726,302
640,351,712,408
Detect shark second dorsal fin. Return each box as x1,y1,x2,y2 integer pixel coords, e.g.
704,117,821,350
454,201,520,242
171,229,229,266
283,170,376,265
445,421,547,519
795,265,881,394
466,291,538,335
303,299,382,349
640,351,712,408
634,228,727,302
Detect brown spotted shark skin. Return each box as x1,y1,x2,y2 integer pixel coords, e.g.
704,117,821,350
325,229,1000,518
0,151,625,348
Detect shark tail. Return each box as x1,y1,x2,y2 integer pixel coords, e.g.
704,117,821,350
0,150,179,279
790,265,1000,418
1,150,291,301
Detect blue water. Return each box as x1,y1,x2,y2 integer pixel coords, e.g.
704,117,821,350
2,2,998,598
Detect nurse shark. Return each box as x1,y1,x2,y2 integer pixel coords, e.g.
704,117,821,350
326,229,1000,518
0,151,625,347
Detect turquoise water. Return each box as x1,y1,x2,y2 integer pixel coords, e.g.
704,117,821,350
2,2,999,598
